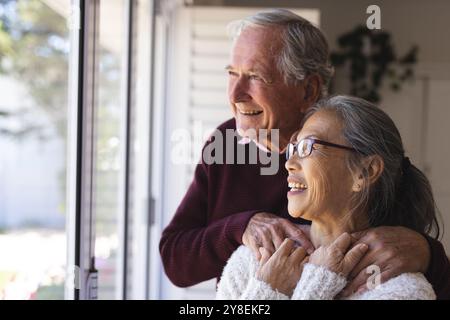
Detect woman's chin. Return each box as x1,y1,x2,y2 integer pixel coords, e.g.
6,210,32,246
288,207,307,219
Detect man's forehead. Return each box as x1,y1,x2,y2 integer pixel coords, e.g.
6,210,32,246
226,59,272,74
232,27,283,55
237,25,280,39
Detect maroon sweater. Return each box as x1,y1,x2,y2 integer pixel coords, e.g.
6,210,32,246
159,118,450,299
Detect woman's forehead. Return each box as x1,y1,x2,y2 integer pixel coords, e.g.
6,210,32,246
298,110,344,141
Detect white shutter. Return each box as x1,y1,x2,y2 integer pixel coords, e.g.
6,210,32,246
161,5,320,300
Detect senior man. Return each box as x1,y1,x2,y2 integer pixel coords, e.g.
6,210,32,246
159,9,450,298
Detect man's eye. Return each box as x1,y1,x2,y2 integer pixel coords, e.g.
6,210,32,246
227,70,238,77
249,74,262,81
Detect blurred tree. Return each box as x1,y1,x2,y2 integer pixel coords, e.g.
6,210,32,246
0,0,125,299
0,0,69,138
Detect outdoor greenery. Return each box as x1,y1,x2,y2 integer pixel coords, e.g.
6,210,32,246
0,0,123,299
0,0,69,139
0,0,122,235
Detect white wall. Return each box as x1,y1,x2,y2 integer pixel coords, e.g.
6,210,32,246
214,0,450,65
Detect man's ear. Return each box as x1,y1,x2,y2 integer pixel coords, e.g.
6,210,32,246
303,74,322,105
352,155,385,192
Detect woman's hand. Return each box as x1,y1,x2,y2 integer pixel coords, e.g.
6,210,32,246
309,233,369,277
256,238,309,296
340,226,431,297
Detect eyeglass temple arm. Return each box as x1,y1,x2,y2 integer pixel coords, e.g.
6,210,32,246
313,139,356,151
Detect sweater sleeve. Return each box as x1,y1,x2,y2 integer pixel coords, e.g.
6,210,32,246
216,246,289,300
240,277,290,300
423,235,450,300
159,158,259,287
355,273,436,300
291,263,347,300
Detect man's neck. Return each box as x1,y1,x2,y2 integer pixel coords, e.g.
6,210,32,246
260,136,289,154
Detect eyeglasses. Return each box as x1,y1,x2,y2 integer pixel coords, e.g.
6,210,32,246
286,137,356,160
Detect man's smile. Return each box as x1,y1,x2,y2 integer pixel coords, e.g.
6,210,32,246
237,108,263,116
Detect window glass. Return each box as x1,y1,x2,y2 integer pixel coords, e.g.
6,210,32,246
93,0,127,300
0,0,71,300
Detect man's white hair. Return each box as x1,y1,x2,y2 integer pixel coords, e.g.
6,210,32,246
227,8,334,97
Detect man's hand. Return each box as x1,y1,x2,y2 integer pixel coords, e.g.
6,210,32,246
256,238,309,296
340,226,431,297
242,212,314,261
309,233,368,276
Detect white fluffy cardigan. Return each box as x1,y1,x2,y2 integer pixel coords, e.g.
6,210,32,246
216,246,436,300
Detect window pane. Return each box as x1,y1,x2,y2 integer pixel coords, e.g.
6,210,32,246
0,0,71,300
126,0,153,299
93,0,127,300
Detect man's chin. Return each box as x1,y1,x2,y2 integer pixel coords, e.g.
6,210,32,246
236,124,259,140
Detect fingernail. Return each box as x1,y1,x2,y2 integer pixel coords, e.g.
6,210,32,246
307,248,314,254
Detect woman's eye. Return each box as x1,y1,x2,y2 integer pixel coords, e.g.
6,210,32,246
301,147,308,156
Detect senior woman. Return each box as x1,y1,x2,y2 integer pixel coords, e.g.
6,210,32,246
216,95,438,300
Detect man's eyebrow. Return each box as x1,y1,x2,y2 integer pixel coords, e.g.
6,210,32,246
249,67,269,75
224,65,267,74
224,65,273,83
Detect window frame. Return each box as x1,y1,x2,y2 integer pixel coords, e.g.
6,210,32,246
66,0,156,300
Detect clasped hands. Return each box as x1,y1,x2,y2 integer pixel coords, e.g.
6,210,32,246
243,212,430,297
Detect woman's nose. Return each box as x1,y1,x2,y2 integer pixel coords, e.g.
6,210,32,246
285,154,302,172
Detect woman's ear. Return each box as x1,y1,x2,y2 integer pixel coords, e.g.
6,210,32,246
352,155,385,192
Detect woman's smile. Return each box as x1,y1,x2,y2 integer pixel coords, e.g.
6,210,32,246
287,176,308,196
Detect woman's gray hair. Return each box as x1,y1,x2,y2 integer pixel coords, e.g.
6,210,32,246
302,95,441,238
227,9,334,98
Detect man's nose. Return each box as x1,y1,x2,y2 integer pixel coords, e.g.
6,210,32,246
229,77,251,104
